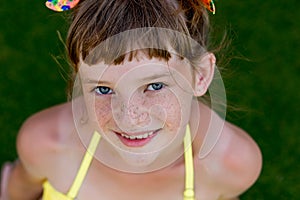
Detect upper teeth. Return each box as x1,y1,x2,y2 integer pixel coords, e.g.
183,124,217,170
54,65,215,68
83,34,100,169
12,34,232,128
121,131,154,140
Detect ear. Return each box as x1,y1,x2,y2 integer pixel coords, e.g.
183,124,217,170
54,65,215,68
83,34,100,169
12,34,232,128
193,53,216,97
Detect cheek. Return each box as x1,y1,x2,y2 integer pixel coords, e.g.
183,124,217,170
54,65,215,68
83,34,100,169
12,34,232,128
94,98,112,127
145,92,182,130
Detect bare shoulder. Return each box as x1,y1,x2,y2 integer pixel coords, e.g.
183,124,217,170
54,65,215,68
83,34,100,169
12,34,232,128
222,122,262,190
16,102,75,179
202,116,262,198
192,103,262,198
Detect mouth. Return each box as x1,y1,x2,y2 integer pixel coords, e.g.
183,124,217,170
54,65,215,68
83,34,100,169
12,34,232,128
115,129,160,147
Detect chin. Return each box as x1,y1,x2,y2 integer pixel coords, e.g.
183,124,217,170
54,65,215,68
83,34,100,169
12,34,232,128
117,148,160,169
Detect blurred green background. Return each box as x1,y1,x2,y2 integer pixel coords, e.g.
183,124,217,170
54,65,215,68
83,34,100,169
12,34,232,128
1,0,299,199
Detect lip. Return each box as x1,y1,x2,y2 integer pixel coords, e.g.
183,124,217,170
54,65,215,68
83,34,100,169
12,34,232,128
115,129,160,147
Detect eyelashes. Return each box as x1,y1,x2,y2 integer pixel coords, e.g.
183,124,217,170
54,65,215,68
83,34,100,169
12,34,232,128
94,86,113,95
146,83,165,91
92,82,166,96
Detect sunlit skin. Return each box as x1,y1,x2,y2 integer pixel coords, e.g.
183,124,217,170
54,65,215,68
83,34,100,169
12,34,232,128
78,54,197,170
7,53,262,200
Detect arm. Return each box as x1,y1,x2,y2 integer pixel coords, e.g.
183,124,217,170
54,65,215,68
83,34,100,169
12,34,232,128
6,115,48,200
7,161,43,200
1,162,15,200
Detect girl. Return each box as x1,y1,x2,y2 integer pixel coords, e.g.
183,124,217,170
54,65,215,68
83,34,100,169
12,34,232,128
1,0,262,199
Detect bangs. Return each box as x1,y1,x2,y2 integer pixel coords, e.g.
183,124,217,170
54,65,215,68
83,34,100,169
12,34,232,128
67,0,210,70
84,28,206,66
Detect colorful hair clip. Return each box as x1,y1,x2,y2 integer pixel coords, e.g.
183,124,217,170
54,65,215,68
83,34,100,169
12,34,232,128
45,0,80,12
46,0,216,14
202,0,216,14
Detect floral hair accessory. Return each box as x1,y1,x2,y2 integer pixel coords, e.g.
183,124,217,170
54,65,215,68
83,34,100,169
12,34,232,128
45,0,216,13
202,0,216,14
45,0,80,12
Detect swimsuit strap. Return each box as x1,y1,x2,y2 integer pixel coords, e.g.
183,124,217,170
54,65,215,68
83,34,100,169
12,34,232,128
64,128,193,199
67,131,101,199
183,125,195,200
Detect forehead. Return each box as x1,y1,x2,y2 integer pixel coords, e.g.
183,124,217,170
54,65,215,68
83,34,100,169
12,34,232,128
79,54,192,83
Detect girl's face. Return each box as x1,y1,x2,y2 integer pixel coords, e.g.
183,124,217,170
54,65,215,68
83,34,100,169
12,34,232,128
77,53,199,169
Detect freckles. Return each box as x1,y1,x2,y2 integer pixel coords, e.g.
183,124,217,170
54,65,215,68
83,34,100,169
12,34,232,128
94,99,112,126
143,93,165,117
164,94,182,126
146,92,182,128
165,100,181,123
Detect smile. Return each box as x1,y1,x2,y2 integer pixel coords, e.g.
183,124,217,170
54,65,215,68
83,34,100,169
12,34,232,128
115,129,160,147
120,131,154,140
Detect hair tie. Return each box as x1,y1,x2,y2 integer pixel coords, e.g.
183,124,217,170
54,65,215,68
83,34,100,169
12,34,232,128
45,0,216,13
202,0,216,14
45,0,80,12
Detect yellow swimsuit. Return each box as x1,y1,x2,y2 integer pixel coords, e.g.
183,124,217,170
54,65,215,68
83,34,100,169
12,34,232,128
42,126,195,200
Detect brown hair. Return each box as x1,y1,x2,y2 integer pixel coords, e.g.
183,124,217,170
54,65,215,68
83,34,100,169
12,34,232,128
66,0,211,71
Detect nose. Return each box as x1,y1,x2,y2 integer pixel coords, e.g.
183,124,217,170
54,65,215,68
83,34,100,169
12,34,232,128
112,99,151,130
127,104,150,125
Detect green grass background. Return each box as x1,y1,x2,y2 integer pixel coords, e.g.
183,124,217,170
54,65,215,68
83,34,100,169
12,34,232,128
1,0,299,199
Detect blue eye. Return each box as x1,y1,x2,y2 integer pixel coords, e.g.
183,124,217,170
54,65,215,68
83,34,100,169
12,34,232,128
146,83,164,91
95,86,113,95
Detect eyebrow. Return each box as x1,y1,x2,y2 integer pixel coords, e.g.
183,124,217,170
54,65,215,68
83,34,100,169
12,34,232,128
84,79,111,84
84,71,173,84
139,71,172,82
